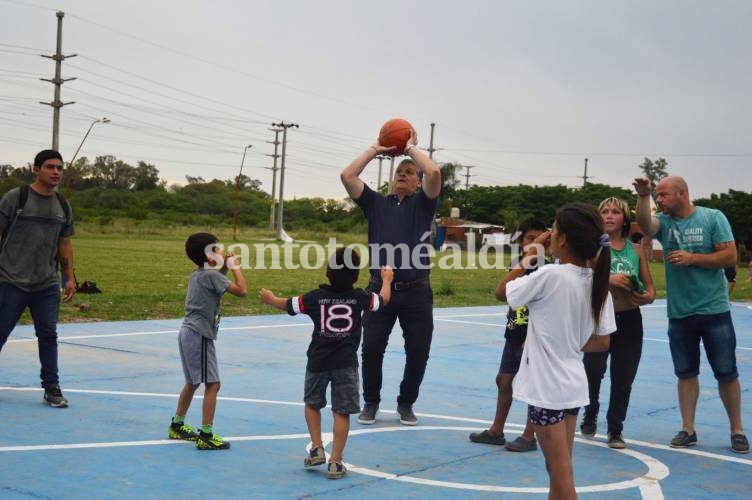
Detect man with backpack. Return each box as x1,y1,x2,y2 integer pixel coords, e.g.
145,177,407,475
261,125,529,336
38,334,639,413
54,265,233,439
0,149,75,408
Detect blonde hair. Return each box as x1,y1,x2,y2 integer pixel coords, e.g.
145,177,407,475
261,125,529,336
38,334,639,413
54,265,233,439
598,197,631,238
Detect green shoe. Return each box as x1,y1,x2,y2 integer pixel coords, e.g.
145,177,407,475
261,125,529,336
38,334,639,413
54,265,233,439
197,431,230,450
168,422,199,441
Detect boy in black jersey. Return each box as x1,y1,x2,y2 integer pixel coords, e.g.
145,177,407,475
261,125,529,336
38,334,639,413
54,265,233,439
260,248,392,479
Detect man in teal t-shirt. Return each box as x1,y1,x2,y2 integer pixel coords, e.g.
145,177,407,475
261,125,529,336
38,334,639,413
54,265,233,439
634,175,748,454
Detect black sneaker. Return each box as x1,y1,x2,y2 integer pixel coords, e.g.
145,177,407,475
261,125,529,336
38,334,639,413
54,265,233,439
580,418,596,438
731,434,750,454
607,433,626,449
43,384,68,408
397,404,418,426
669,430,697,448
357,403,378,425
196,431,230,450
168,422,199,441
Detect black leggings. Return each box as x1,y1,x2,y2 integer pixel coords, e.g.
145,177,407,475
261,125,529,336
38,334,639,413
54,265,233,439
583,308,644,435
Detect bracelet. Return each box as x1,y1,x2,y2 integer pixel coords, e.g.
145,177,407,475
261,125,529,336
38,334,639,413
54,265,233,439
404,144,417,154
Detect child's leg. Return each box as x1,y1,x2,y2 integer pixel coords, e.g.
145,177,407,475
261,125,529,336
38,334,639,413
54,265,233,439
522,416,536,441
532,407,577,500
201,381,220,427
490,372,515,436
305,403,323,448
330,411,350,463
175,383,199,417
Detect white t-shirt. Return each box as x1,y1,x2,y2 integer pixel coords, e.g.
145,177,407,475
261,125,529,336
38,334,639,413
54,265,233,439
506,263,616,410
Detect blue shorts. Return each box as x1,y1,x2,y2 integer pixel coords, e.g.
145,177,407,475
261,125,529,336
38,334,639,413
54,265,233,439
528,405,580,426
499,335,525,374
667,311,738,382
304,366,360,415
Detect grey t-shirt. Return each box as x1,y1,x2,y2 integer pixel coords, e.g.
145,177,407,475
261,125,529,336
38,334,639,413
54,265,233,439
181,267,231,340
0,187,74,292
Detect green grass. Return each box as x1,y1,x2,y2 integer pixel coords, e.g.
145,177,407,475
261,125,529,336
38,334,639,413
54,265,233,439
26,222,751,324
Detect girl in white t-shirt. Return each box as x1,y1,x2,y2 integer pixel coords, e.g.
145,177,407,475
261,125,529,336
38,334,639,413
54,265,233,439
497,203,617,500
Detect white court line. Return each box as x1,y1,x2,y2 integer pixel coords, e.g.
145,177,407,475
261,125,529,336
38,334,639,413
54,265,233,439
6,323,310,344
4,387,752,499
1,386,748,466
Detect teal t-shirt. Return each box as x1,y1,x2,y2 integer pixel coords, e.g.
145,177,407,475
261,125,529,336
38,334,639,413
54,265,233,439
610,240,644,294
656,206,733,319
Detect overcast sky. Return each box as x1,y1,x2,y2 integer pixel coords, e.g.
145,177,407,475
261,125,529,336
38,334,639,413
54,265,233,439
2,0,750,201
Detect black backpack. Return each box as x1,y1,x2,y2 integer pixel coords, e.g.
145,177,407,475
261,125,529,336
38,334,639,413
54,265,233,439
0,185,71,255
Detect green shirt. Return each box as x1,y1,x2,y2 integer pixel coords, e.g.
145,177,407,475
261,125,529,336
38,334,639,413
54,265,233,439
610,240,644,294
656,206,733,319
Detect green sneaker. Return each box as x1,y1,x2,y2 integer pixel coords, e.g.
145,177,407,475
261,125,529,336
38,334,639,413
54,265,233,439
197,431,230,450
168,422,199,441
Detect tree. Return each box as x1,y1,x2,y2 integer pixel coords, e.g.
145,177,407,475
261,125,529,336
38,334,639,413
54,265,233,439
638,157,669,196
132,161,163,191
438,162,462,217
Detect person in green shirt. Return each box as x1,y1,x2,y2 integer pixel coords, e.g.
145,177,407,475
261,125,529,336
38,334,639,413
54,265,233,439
634,176,748,454
581,197,655,449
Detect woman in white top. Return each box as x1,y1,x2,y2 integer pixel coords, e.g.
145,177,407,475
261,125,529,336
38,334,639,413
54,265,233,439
497,203,617,500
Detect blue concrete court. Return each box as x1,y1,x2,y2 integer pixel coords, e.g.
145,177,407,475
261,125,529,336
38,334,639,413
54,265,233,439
1,300,751,499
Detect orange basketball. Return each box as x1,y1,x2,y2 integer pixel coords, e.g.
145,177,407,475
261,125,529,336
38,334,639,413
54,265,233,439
378,118,413,155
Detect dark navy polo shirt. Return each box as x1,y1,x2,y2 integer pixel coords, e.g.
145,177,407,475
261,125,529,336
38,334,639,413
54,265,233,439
353,184,439,282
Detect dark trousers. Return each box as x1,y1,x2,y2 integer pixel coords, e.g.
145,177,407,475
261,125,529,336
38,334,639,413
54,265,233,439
0,283,62,387
362,281,433,407
583,308,644,435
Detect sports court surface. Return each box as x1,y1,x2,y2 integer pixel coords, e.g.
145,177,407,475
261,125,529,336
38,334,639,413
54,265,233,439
1,300,751,499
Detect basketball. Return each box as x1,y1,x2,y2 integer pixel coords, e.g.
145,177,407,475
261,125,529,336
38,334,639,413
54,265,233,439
378,118,413,155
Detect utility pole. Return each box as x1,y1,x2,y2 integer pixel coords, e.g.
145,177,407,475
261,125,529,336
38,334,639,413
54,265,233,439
463,165,475,189
265,127,282,231
271,121,299,241
375,155,389,190
427,122,436,159
232,145,253,241
582,157,589,186
39,11,76,151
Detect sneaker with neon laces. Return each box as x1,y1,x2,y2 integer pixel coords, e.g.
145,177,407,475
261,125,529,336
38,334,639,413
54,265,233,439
43,384,68,408
304,445,326,467
168,422,199,441
669,430,697,448
196,431,230,450
731,434,750,454
327,461,347,479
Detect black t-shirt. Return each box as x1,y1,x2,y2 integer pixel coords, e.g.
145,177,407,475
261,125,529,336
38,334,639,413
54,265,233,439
286,285,382,372
503,258,549,340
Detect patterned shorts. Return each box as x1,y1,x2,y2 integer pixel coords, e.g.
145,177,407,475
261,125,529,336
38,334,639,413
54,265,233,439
528,405,580,426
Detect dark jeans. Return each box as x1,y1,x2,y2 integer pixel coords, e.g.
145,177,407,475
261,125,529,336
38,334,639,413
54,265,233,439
362,280,433,407
0,283,61,387
583,308,643,435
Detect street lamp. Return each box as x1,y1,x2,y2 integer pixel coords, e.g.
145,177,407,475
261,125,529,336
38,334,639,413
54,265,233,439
232,144,253,240
64,117,110,196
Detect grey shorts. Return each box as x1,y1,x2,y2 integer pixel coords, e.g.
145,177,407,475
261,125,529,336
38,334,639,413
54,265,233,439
178,326,219,385
304,366,360,415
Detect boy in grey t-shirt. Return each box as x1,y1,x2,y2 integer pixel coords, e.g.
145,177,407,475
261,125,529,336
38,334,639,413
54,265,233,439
167,233,247,450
